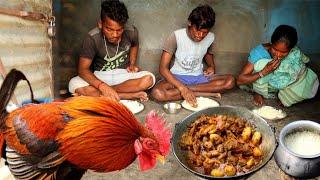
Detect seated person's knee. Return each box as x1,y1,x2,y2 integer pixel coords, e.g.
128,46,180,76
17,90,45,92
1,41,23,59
137,75,154,90
144,75,154,87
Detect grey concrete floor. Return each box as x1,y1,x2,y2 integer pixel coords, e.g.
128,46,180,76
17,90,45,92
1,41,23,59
82,88,320,180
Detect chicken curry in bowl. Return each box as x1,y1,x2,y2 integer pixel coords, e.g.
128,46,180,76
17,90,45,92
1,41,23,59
179,114,263,177
172,106,276,179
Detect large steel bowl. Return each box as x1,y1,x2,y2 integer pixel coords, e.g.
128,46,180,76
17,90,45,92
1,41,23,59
172,106,277,179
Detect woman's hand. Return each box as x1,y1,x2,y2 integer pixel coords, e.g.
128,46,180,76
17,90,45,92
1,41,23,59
261,59,281,76
253,93,264,106
127,64,139,73
178,86,197,107
99,83,120,101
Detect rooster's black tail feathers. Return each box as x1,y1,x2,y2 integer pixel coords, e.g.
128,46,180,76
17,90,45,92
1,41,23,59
0,69,37,126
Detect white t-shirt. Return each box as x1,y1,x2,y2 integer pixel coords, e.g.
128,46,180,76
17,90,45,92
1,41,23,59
170,28,214,76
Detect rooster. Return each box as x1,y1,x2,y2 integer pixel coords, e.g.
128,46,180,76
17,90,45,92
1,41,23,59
0,69,172,179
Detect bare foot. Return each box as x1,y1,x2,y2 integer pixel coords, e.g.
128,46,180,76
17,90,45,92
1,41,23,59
75,86,101,97
72,93,80,97
253,93,264,106
119,91,149,102
134,91,148,102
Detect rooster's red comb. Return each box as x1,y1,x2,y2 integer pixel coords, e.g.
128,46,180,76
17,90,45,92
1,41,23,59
145,111,172,156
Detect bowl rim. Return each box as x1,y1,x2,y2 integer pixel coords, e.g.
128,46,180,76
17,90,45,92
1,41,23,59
172,105,277,179
279,120,320,159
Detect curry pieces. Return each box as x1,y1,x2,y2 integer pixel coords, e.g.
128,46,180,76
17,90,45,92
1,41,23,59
179,114,263,177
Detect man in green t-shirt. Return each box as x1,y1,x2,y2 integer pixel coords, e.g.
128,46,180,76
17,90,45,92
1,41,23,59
69,0,155,101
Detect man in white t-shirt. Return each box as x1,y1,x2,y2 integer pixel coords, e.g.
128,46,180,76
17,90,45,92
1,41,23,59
151,5,234,106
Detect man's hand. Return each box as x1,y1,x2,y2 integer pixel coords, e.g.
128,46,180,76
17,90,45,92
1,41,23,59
261,59,281,76
98,83,120,101
204,66,215,76
127,64,139,73
178,86,197,107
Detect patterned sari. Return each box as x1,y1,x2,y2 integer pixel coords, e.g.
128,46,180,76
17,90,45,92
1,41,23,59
245,46,319,107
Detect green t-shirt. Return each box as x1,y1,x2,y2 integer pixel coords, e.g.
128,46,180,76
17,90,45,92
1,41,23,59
79,25,139,71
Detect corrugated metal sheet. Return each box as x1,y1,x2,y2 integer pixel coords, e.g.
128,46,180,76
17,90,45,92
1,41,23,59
0,0,53,104
0,0,51,14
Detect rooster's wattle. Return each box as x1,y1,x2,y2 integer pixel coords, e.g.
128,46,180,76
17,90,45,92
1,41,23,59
0,69,172,179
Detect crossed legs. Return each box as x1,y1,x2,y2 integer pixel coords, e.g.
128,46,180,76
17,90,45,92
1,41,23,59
75,74,154,101
151,74,235,102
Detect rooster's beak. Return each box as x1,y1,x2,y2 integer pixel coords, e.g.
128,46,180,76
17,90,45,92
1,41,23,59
156,154,165,164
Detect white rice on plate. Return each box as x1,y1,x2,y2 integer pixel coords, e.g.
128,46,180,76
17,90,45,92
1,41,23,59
181,97,219,111
253,106,286,120
120,100,144,114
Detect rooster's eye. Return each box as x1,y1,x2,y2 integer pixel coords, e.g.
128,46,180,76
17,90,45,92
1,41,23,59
142,138,157,149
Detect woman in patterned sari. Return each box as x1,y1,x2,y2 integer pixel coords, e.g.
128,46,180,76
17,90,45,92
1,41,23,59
237,25,319,107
